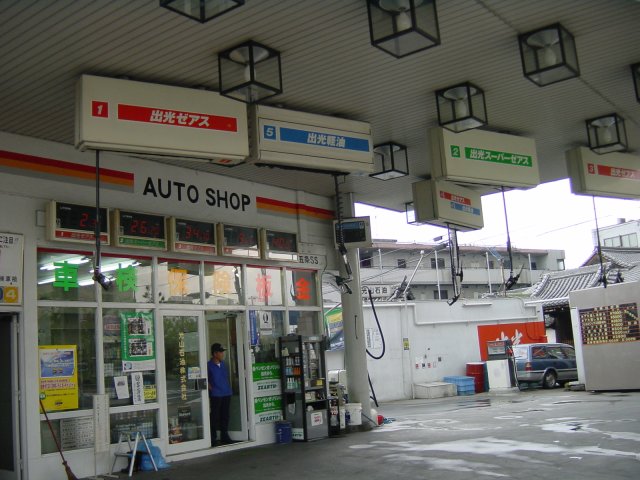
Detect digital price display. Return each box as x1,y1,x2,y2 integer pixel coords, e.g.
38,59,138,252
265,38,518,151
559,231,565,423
219,223,260,258
170,217,217,255
113,209,167,250
261,229,298,261
46,200,110,245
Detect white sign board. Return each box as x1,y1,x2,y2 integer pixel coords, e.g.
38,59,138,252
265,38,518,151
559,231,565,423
412,179,484,231
0,232,23,305
566,147,640,199
75,75,249,164
250,105,373,173
430,127,540,188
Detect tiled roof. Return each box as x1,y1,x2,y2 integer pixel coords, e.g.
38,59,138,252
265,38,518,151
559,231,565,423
526,248,640,309
582,247,640,269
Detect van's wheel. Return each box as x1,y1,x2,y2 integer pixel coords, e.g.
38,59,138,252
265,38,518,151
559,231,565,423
542,371,557,389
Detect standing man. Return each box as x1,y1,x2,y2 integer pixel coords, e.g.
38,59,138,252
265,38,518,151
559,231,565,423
208,343,233,445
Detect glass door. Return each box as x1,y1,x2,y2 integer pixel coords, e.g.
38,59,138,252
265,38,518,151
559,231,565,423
0,313,20,480
161,312,210,454
206,311,249,444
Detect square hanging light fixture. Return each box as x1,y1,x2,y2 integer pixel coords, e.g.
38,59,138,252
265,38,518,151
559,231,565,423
218,40,282,103
370,142,409,180
366,0,440,58
586,114,628,154
632,63,640,103
160,0,244,23
435,82,487,133
519,23,579,86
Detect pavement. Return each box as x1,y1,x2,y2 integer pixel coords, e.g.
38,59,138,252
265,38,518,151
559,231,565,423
99,388,640,480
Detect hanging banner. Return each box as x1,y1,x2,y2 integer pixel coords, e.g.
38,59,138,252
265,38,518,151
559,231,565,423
0,232,23,305
566,147,640,199
120,311,156,372
430,127,540,188
39,345,78,411
76,75,249,165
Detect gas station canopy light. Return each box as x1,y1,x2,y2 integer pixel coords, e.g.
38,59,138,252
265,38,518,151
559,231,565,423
160,0,244,23
435,82,487,133
218,40,283,104
366,0,441,58
519,23,579,87
371,142,409,180
586,113,628,155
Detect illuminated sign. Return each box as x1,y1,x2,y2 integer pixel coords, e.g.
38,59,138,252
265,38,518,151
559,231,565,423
261,229,298,261
47,201,109,244
112,209,167,250
170,217,217,255
219,224,260,258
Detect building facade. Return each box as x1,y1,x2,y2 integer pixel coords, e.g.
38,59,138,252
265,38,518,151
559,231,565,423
358,241,566,301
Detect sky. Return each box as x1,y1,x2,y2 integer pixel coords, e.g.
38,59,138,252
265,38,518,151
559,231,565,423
355,178,640,269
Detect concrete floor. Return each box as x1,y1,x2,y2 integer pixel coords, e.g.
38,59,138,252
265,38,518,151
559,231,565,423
108,388,640,480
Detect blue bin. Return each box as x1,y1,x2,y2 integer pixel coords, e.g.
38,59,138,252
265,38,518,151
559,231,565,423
275,421,292,444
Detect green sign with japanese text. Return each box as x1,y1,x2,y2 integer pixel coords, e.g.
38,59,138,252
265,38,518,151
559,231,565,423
450,144,533,167
254,395,281,415
252,362,280,382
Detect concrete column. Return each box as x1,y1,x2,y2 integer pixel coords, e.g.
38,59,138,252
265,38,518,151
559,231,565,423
336,193,372,429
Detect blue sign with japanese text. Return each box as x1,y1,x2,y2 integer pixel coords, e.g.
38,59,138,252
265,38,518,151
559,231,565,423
263,125,370,152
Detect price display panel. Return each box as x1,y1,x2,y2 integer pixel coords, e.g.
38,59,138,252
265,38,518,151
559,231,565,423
112,209,167,250
47,200,110,245
170,217,217,255
261,229,298,261
219,223,260,258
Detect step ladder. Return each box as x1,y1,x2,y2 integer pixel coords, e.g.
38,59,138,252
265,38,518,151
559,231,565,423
110,431,158,477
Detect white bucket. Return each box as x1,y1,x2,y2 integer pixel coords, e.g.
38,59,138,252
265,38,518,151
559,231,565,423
345,403,362,426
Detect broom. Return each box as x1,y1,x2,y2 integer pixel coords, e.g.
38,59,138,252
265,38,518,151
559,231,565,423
39,399,79,480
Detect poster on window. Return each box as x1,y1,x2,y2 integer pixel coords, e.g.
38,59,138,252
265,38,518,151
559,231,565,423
39,345,78,411
120,311,156,371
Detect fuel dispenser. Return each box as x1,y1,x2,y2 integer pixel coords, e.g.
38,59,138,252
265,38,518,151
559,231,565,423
485,340,517,390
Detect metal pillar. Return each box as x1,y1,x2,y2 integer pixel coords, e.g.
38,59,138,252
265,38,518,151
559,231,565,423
337,193,372,429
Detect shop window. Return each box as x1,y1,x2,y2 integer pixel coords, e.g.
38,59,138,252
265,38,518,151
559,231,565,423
246,266,284,306
110,410,158,443
250,310,285,363
38,307,96,411
157,258,201,304
285,268,318,307
37,249,96,301
103,309,157,407
288,311,321,336
100,254,153,303
203,263,243,305
40,415,96,454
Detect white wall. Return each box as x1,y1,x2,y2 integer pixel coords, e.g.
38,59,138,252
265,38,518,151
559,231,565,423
327,298,540,403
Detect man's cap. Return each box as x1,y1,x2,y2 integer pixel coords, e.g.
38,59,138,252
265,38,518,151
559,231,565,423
212,343,226,353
